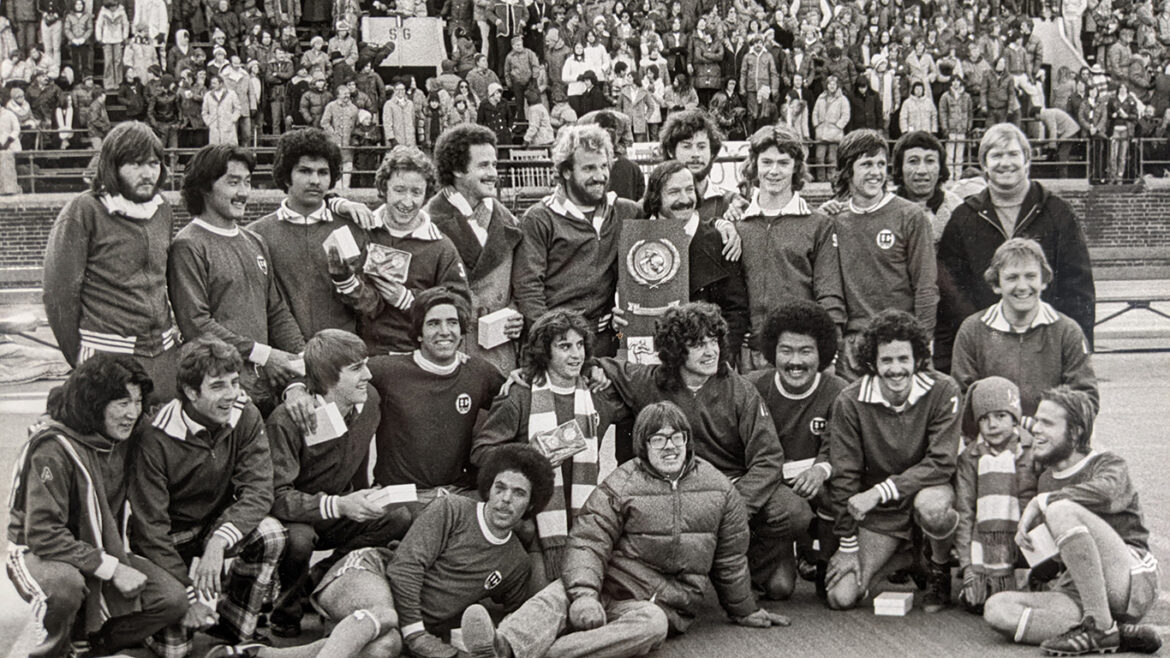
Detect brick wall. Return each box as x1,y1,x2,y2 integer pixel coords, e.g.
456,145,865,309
4,180,1170,283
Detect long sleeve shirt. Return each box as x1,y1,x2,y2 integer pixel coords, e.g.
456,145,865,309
1036,451,1150,552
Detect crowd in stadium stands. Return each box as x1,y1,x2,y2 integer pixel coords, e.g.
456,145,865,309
5,0,1170,188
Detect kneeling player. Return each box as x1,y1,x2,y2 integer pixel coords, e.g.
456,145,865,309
983,387,1161,655
825,310,961,612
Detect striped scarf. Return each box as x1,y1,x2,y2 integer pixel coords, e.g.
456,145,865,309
528,378,599,580
968,443,1022,604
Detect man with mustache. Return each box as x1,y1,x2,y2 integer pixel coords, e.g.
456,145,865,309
512,125,642,357
426,124,525,372
982,386,1161,656
735,124,845,369
935,123,1095,374
472,310,623,588
748,300,848,599
891,131,965,246
641,159,749,363
828,129,939,380
825,310,961,614
596,303,804,601
168,145,305,415
43,121,182,401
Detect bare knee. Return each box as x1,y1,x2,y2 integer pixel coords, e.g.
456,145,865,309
826,583,860,610
1041,499,1085,534
370,605,398,632
914,488,957,535
983,593,1022,637
763,559,796,601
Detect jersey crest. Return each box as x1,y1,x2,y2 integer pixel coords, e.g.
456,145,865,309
809,417,827,435
456,393,473,414
484,569,502,590
876,229,896,250
256,254,269,274
39,466,53,483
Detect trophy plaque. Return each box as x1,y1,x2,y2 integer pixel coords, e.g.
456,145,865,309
618,220,690,363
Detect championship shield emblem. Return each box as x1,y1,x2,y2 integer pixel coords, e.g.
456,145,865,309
618,220,690,363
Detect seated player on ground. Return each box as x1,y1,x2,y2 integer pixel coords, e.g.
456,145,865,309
825,310,961,612
953,376,1038,614
460,401,791,658
7,354,187,658
983,387,1162,656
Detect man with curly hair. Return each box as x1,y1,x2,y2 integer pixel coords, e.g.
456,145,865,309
426,124,525,372
735,125,845,368
512,124,642,357
460,402,791,658
472,309,624,587
596,302,805,600
828,129,938,380
825,310,961,613
747,300,849,598
331,146,471,353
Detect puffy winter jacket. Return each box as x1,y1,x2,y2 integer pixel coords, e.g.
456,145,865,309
561,439,758,633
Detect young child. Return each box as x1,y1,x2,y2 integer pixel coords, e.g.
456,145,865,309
954,375,1039,613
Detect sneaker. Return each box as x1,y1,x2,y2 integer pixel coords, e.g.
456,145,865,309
1119,623,1163,654
461,604,510,658
1040,616,1121,656
203,642,266,658
921,560,951,613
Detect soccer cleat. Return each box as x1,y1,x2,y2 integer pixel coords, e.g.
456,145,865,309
1118,623,1163,654
1040,616,1121,656
921,560,951,613
461,604,511,658
203,642,266,658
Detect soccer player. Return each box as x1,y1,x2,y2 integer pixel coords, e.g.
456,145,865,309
306,444,554,658
129,336,287,652
42,121,180,400
983,387,1162,656
511,124,642,356
747,300,848,595
426,124,525,372
7,355,187,657
825,310,961,613
366,286,505,500
735,125,845,367
332,146,472,354
168,144,306,414
267,329,411,638
641,160,750,364
829,129,939,380
597,302,807,600
472,310,623,586
951,238,1098,416
460,402,790,658
936,123,1096,373
890,131,965,244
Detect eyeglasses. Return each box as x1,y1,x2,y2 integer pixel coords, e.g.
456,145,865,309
647,431,687,450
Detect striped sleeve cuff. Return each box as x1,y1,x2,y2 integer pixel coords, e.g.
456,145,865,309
249,342,272,366
320,495,341,520
326,197,347,214
94,553,119,580
814,462,832,478
395,288,414,310
839,535,859,553
334,274,360,295
401,622,426,637
875,478,900,503
213,523,243,550
186,585,198,605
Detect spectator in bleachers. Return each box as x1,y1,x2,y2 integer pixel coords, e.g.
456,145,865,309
813,75,850,181
5,85,37,149
177,67,207,145
383,78,417,148
94,0,128,90
321,84,359,186
123,26,158,88
0,99,20,193
300,71,332,128
7,0,36,55
900,80,938,135
302,35,331,78
478,82,513,146
202,74,242,145
147,74,179,148
466,52,500,107
63,1,92,80
221,55,254,144
351,109,380,186
118,68,147,122
38,3,62,78
265,47,296,134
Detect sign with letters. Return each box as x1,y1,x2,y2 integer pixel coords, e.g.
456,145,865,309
360,16,447,70
618,220,690,364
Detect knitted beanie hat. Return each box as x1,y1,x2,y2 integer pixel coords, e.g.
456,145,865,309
960,376,1021,439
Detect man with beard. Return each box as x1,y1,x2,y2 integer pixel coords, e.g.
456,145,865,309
825,310,961,613
935,123,1095,374
595,303,807,601
736,125,845,368
828,129,938,380
460,402,790,658
168,145,305,414
641,160,749,365
747,301,848,597
982,387,1162,656
366,288,504,506
473,310,623,586
43,121,181,401
426,124,525,372
512,125,641,357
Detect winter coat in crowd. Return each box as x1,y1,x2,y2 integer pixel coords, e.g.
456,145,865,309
813,89,850,142
202,87,241,144
382,95,417,147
